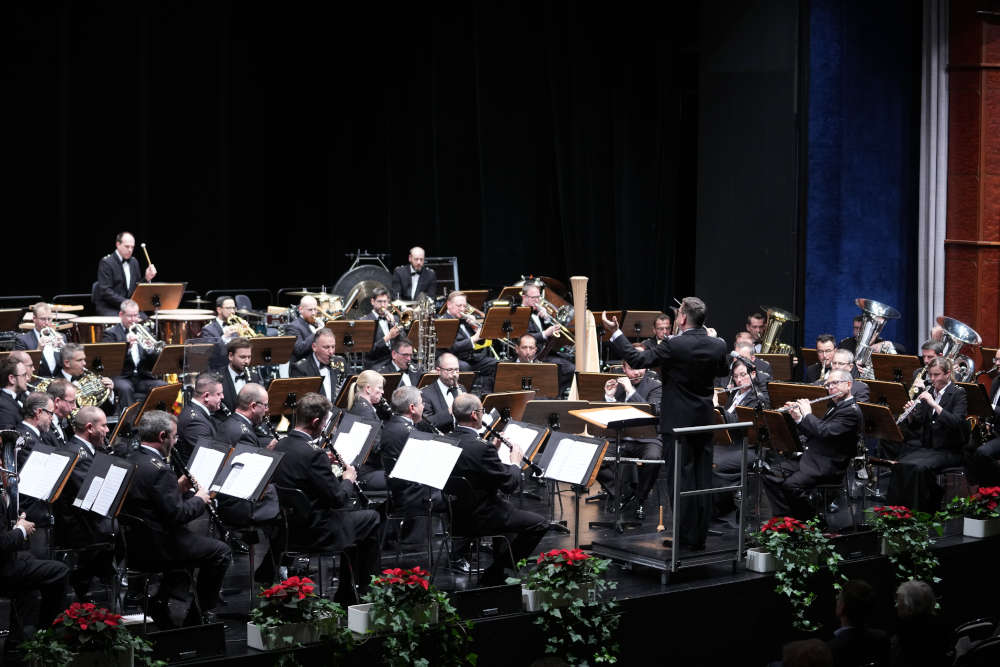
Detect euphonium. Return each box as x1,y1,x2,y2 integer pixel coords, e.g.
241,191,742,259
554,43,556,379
936,316,981,382
226,314,258,338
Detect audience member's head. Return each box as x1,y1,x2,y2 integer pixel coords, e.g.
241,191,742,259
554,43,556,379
895,580,936,619
781,638,833,667
836,579,876,628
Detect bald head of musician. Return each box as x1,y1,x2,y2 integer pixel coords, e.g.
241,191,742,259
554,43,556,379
1,358,28,395
236,383,270,427
298,295,320,325
408,247,426,273
227,337,253,375
312,328,337,366
392,386,424,423
435,353,461,388
746,311,766,342
453,393,483,429
354,370,385,407
73,406,108,450
192,372,224,412
45,379,77,421
515,334,537,363
115,232,156,282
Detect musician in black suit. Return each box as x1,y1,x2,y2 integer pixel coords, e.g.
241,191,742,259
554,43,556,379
284,295,324,363
730,333,773,377
746,311,766,353
220,337,263,412
390,246,437,301
713,358,771,503
290,328,347,403
101,298,167,407
12,392,61,558
272,393,380,604
360,288,401,368
44,379,77,445
603,297,730,550
520,282,574,396
196,296,240,372
888,357,969,512
443,291,497,392
804,334,838,384
907,340,945,398
829,349,870,402
177,372,225,462
450,394,548,586
92,231,157,316
14,302,64,377
372,337,422,387
347,370,388,492
123,411,230,627
762,370,863,519
640,313,674,350
421,352,466,433
0,357,29,429
968,349,1000,485
595,354,663,518
55,343,116,414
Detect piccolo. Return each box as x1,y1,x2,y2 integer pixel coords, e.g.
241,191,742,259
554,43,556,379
775,391,846,413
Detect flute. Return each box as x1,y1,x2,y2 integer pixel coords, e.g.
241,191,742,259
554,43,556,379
775,391,847,414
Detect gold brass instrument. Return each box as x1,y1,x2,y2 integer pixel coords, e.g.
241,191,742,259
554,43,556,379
32,372,111,415
908,367,929,399
38,326,66,351
129,322,164,353
759,306,798,355
853,298,901,367
936,315,981,382
226,314,258,338
539,298,575,344
413,295,437,373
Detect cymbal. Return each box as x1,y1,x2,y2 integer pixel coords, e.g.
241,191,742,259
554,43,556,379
237,308,267,318
286,290,324,297
186,297,212,307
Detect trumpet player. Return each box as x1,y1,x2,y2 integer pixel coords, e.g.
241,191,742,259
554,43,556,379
520,283,574,396
361,288,401,368
443,291,497,392
221,337,263,412
57,343,116,413
14,302,64,377
101,299,167,407
286,295,323,363
93,231,157,316
0,357,29,429
197,296,242,371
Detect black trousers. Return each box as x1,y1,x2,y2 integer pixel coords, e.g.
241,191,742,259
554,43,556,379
0,550,69,632
968,436,1000,486
130,528,232,615
461,504,548,586
596,438,663,502
761,452,847,520
306,509,381,604
665,433,714,548
112,375,167,409
886,443,962,513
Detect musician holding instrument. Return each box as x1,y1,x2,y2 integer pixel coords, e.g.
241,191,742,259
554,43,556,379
713,357,769,515
15,393,62,557
804,334,837,384
746,311,767,353
762,370,863,520
907,340,944,398
101,298,167,407
361,287,402,368
371,336,422,387
44,379,77,444
443,291,497,392
886,357,968,512
640,312,674,350
56,343,116,413
421,352,466,433
197,296,242,371
829,349,870,402
272,392,380,605
290,327,346,403
390,246,437,301
0,358,29,429
347,370,389,492
14,302,64,377
513,333,538,364
93,231,157,316
521,282,574,396
221,337,263,412
122,410,231,627
177,372,225,462
967,348,1000,486
285,295,324,363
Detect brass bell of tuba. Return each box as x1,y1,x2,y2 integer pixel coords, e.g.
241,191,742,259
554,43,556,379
936,315,981,382
853,298,901,367
758,306,798,355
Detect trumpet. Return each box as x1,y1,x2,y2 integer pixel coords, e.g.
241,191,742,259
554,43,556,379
129,322,164,353
226,314,258,338
38,326,65,351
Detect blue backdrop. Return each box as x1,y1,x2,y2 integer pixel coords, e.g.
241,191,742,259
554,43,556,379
805,0,921,352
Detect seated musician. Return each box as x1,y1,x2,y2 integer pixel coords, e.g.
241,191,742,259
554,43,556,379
804,334,837,384
886,357,967,512
640,312,673,350
272,392,380,604
513,334,537,363
220,337,263,412
839,315,902,358
93,231,156,316
15,392,60,556
717,340,774,391
347,370,388,492
745,311,766,353
177,372,225,462
217,383,282,583
391,246,437,301
56,343,116,414
421,352,466,433
1,357,29,429
361,288,401,369
122,410,231,627
14,302,65,377
284,295,323,363
372,336,422,387
731,332,772,377
290,327,346,404
829,349,870,402
713,357,770,511
101,298,167,407
596,350,663,519
450,394,549,586
442,291,497,392
197,296,241,371
762,370,863,520
44,379,77,445
54,406,115,601
968,347,1000,486
908,340,944,398
520,281,573,397
837,315,865,353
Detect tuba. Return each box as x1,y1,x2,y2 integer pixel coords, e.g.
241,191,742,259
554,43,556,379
758,306,798,355
853,298,901,367
936,316,981,382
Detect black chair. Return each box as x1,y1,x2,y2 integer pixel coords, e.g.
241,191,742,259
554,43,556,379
379,456,447,569
117,513,188,632
440,476,515,586
955,635,1000,666
274,486,354,599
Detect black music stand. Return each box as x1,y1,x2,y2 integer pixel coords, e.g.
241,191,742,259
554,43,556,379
959,382,995,420
520,400,590,434
267,377,323,418
872,353,922,384
481,390,535,422
574,371,625,402
335,375,357,409
331,413,381,467
132,283,185,312
210,445,283,502
109,402,142,450
328,320,376,356
494,362,558,397
150,344,213,377
480,306,532,359
859,403,903,443
135,383,183,422
865,380,910,415
533,430,609,548
379,373,404,398
250,336,295,367
72,453,136,518
417,371,475,391
82,342,126,377
498,419,549,470
621,311,664,341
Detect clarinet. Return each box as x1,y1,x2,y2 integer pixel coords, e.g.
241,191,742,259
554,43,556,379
168,451,232,543
314,412,370,508
375,397,394,421
256,415,279,443
481,416,542,474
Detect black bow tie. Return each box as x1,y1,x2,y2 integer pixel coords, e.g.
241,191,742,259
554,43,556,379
448,386,459,398
121,258,129,265
236,372,249,382
411,270,421,276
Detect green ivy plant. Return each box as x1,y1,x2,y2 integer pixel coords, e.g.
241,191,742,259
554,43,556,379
362,566,475,667
945,486,1000,519
507,548,619,666
21,602,164,666
756,517,845,632
866,505,943,585
249,575,349,650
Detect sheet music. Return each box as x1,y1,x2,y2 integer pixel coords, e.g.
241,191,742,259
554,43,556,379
74,475,103,510
91,465,127,516
577,406,654,427
188,447,226,490
218,451,272,500
333,421,372,467
17,451,50,498
503,423,538,451
545,439,598,484
389,436,462,489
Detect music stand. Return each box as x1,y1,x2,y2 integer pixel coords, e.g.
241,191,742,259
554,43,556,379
733,406,760,445
267,377,323,416
958,382,994,419
109,402,142,449
132,283,185,312
800,347,818,368
0,308,23,332
72,453,136,517
767,382,826,408
865,380,910,415
858,403,903,442
712,408,733,445
135,383,182,422
0,350,41,366
82,343,126,377
521,400,590,434
482,390,535,421
328,320,376,356
574,371,625,402
981,347,998,372
335,375,357,409
757,410,800,454
373,372,401,397
459,290,489,311
498,419,549,469
872,354,922,384
210,445,283,502
621,311,664,340
417,371,475,390
533,430,609,547
330,413,381,467
428,319,459,349
494,362,558,397
390,430,463,491
17,442,78,503
480,306,532,351
756,354,793,381
496,286,523,302
583,403,659,439
250,336,295,367
150,344,213,377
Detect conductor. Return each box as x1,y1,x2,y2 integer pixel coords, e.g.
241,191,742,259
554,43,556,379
602,297,729,551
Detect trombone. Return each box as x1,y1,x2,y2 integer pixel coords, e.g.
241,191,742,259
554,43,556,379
539,298,575,344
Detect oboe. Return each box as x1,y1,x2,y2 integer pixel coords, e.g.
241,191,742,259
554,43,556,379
775,391,846,414
168,451,231,543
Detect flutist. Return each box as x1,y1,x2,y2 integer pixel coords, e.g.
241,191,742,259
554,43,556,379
762,370,863,520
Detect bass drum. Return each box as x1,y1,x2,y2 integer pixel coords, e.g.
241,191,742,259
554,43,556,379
332,265,393,320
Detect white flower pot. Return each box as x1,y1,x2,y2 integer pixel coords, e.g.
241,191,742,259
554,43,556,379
522,586,596,612
246,621,322,650
347,602,438,635
746,547,777,573
963,517,1000,538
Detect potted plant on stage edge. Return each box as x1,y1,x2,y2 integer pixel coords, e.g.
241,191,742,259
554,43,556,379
946,485,1000,538
21,602,162,667
247,575,347,650
507,548,620,666
866,505,942,584
349,565,475,666
754,516,845,632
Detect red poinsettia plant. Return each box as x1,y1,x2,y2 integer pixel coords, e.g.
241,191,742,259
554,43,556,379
367,566,434,608
22,602,160,665
947,486,1000,520
52,602,123,651
251,575,343,628
866,504,942,585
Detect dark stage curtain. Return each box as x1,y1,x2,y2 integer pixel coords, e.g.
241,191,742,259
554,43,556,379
10,1,699,311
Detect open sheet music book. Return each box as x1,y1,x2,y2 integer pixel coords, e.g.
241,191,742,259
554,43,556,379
535,431,607,487
331,414,380,467
18,444,77,501
389,431,462,490
210,445,283,501
71,453,135,517
187,441,233,492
